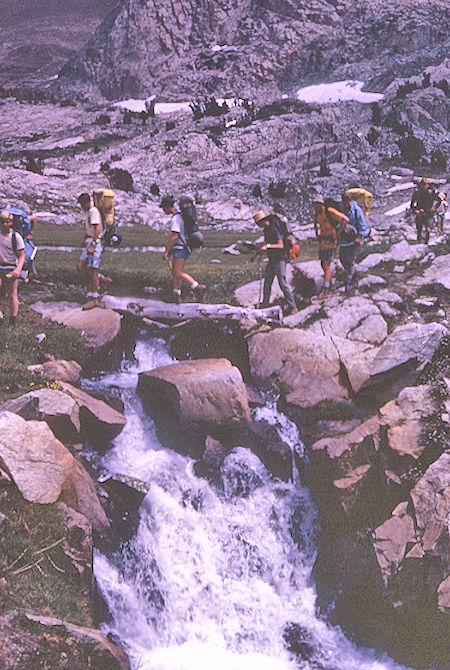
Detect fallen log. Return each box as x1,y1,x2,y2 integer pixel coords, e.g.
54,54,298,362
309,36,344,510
102,296,283,322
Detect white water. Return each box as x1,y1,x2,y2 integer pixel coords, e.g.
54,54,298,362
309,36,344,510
92,338,411,670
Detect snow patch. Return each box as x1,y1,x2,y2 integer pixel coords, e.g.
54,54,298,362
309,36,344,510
296,80,384,105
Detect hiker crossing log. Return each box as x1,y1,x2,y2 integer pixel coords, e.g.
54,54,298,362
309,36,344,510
101,296,283,322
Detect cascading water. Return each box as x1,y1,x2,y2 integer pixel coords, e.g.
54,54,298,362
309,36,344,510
91,336,412,670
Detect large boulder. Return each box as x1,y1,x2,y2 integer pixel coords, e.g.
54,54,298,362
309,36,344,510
30,301,121,351
0,411,74,505
0,384,126,444
248,319,381,407
0,411,109,532
370,322,448,380
138,358,251,448
59,382,127,442
0,388,80,442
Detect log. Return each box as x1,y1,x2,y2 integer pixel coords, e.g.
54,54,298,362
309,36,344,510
101,296,283,322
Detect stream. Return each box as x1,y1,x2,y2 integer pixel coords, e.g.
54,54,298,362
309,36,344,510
87,335,412,670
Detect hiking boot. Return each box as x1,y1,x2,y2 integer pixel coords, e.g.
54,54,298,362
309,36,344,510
285,306,299,316
82,298,100,311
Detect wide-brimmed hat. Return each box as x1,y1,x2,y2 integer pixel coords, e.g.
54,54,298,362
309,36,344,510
312,193,324,204
253,210,270,224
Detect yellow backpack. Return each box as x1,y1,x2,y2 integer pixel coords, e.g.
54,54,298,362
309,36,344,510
92,188,115,228
345,188,373,222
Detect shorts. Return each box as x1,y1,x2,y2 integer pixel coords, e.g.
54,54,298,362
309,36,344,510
0,266,17,281
79,239,104,269
319,248,336,262
172,246,190,260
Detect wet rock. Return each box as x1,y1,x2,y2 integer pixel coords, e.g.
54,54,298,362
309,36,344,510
249,420,292,482
30,301,121,352
138,358,251,448
59,382,127,442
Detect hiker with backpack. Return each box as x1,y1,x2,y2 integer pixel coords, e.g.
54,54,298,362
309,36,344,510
339,191,371,294
410,178,440,243
251,210,298,315
5,208,38,277
76,192,104,310
312,194,348,300
160,195,205,304
0,211,26,329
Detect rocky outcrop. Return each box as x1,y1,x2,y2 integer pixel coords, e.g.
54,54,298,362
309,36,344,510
0,384,126,444
0,388,81,442
138,358,251,450
59,0,449,100
370,322,448,379
0,411,109,532
30,301,121,352
308,378,450,664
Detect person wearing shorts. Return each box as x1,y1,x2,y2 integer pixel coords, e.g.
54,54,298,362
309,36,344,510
0,211,25,329
312,194,348,299
76,192,104,310
160,196,205,304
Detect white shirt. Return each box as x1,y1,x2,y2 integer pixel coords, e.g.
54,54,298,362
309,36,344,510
85,206,103,240
0,230,24,267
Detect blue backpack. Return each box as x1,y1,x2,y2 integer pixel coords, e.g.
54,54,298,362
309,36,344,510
7,208,37,272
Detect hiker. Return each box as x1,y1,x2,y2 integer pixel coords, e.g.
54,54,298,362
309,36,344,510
339,191,371,294
160,195,205,304
251,210,298,315
435,192,448,234
0,211,25,329
76,192,104,310
410,178,439,243
312,194,348,300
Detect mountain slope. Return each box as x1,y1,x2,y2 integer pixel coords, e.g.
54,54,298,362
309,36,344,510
58,0,450,99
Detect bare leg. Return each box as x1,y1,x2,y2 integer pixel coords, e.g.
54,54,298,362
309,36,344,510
8,279,19,317
87,267,100,296
172,257,196,289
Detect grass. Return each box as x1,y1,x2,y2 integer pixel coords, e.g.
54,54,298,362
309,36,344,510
32,222,318,301
0,302,91,401
0,224,318,399
0,485,93,626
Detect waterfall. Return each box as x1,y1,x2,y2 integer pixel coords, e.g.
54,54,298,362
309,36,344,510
91,337,412,670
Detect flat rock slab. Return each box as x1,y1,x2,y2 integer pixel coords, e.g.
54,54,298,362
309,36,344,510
419,254,450,290
30,301,121,351
370,322,449,378
138,358,251,439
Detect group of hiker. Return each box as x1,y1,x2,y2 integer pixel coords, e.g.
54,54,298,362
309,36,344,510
0,179,447,326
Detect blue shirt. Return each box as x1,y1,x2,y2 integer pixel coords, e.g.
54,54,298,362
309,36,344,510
340,201,370,246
